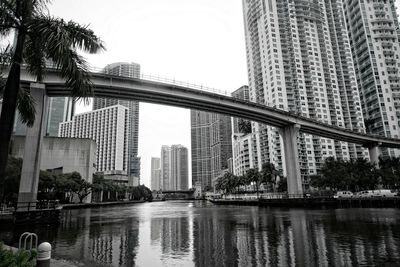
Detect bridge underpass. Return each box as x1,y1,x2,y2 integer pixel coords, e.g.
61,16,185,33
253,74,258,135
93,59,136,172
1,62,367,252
8,67,400,204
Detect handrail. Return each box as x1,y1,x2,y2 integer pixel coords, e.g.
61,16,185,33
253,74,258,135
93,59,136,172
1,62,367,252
19,232,38,250
14,200,60,212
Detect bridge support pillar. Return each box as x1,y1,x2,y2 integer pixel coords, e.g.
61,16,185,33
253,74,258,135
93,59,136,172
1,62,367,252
17,83,48,209
367,143,382,166
280,124,303,196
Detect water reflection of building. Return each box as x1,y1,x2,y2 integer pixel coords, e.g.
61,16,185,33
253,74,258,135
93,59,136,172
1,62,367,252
161,217,190,255
55,210,139,266
37,205,400,266
191,207,400,266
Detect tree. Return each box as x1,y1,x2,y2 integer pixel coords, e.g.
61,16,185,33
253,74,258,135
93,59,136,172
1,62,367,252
38,170,55,200
215,172,239,195
261,162,280,192
245,168,261,198
378,157,400,189
0,0,105,201
66,172,92,203
2,157,22,203
276,176,287,192
238,119,251,134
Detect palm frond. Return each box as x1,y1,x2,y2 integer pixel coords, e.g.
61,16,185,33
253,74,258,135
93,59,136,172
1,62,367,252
26,15,103,102
0,44,13,65
64,20,105,53
0,0,19,36
0,44,12,98
17,87,36,127
28,15,105,54
31,0,51,16
23,33,46,81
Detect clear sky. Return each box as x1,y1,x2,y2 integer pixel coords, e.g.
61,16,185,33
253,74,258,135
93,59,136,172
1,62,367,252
47,0,249,187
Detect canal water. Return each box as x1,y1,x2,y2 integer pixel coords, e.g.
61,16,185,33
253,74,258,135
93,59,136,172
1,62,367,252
1,201,400,266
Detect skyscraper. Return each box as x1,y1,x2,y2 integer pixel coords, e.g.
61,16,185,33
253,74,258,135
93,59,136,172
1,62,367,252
14,97,74,136
191,111,212,190
231,86,258,175
161,145,171,190
161,145,189,190
59,104,129,174
191,111,232,191
170,145,189,190
242,0,367,186
151,157,161,190
343,0,400,157
93,62,141,182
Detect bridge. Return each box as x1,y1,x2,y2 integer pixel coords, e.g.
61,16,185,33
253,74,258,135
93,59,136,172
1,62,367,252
5,67,400,203
153,190,195,200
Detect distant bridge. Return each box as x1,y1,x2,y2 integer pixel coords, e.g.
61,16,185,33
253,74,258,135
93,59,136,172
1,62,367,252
6,67,400,199
157,190,195,200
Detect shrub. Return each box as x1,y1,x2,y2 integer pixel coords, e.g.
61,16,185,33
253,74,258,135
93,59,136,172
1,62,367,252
0,243,37,267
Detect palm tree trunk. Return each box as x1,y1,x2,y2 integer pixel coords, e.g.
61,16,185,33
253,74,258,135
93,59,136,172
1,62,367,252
256,181,259,199
0,31,27,202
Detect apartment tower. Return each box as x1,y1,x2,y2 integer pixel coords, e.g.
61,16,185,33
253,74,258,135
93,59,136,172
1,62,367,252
151,157,161,190
93,62,141,181
59,105,129,173
343,0,400,157
242,0,367,187
191,111,232,191
231,86,258,176
161,145,189,190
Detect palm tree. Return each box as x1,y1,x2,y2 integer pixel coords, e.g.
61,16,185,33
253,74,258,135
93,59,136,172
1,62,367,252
261,162,280,192
0,0,105,201
245,168,261,199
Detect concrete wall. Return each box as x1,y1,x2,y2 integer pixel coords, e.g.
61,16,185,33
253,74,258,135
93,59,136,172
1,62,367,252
11,136,97,183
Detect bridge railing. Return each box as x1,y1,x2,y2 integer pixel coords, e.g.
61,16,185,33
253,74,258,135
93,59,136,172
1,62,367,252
67,65,231,96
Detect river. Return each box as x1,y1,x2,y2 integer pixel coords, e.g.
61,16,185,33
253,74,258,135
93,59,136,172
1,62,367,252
1,201,400,266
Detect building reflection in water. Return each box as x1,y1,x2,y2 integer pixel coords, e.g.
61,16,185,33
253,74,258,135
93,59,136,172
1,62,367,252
3,202,399,266
189,203,400,267
53,208,140,266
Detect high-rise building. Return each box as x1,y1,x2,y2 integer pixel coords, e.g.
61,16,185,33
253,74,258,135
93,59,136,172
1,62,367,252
161,145,171,190
170,145,189,190
161,145,189,190
242,0,367,186
191,110,232,191
59,104,129,174
151,157,161,190
191,111,212,190
343,0,400,157
93,62,141,181
231,86,258,176
13,97,74,136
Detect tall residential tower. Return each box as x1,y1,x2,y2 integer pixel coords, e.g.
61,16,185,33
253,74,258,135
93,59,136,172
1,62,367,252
191,111,232,191
161,145,189,190
242,0,367,187
343,0,400,157
93,62,141,181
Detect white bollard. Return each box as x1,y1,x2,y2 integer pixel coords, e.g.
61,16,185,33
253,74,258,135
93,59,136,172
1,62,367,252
37,242,51,267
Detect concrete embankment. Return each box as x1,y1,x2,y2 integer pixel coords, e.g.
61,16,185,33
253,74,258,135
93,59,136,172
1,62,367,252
62,200,146,209
211,197,400,208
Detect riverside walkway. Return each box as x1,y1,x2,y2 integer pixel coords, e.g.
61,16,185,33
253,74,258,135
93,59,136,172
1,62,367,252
210,195,400,208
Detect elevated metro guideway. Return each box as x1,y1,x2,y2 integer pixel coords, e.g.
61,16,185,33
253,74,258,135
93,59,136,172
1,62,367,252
9,67,400,197
18,68,400,148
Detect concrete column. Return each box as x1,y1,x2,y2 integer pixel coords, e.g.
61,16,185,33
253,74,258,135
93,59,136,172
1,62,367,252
17,83,48,208
368,143,381,166
280,124,303,195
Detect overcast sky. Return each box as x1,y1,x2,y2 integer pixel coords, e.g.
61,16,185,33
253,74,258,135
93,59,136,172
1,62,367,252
48,0,400,187
48,0,248,187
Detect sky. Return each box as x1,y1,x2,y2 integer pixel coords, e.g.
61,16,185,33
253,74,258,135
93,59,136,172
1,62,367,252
47,0,400,187
47,0,249,187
